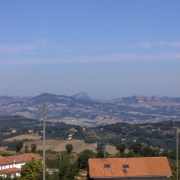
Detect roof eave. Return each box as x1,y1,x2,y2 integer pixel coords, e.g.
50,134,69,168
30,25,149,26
90,175,172,178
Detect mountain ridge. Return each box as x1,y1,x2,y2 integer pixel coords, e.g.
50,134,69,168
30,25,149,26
0,93,180,126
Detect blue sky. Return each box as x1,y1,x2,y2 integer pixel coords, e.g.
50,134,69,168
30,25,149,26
0,0,180,99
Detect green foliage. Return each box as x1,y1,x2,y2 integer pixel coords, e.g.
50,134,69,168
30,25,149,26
77,150,95,169
0,116,179,151
16,142,23,153
58,159,78,180
125,151,135,157
140,146,154,157
129,142,143,154
0,116,37,132
45,150,79,179
116,144,126,154
31,144,37,153
96,143,105,158
46,171,59,180
66,144,73,154
20,158,42,180
46,158,61,169
24,145,29,153
168,159,180,180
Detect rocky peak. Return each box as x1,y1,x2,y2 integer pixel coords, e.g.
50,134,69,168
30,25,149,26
71,92,90,100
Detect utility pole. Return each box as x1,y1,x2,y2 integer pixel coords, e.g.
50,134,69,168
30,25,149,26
177,128,179,180
43,103,46,180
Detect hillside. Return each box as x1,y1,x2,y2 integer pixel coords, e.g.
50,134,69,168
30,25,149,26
0,116,179,150
0,93,180,126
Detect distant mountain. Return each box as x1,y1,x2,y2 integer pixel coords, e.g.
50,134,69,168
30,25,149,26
71,92,90,100
0,93,180,126
0,96,31,105
110,95,180,104
25,93,68,105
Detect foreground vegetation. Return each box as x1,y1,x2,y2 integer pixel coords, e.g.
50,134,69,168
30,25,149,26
0,144,180,180
0,116,180,179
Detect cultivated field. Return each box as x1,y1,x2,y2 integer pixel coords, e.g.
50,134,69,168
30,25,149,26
4,134,119,154
24,139,119,154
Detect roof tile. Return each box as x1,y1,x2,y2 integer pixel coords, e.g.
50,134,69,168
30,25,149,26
88,157,172,178
0,153,42,166
0,168,21,174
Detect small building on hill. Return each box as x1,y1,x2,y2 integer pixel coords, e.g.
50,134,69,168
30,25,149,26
11,129,17,134
88,157,172,180
0,153,42,179
67,134,73,141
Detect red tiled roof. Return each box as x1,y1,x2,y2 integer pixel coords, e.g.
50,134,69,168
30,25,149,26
0,153,42,166
0,156,12,165
88,157,172,178
8,153,42,163
0,168,21,174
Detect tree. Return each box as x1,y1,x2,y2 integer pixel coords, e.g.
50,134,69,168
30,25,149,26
31,144,37,153
21,158,42,180
161,149,170,158
77,150,95,169
140,146,154,157
126,151,135,157
66,144,73,154
24,145,29,153
129,142,143,154
58,159,78,180
116,144,126,154
16,142,23,153
96,143,105,158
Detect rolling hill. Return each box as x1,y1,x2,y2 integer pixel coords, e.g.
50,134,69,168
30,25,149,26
0,93,180,126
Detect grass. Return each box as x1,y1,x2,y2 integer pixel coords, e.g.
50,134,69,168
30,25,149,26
24,139,118,154
5,134,42,142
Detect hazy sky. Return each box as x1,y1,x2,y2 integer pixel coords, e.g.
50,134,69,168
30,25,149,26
0,0,180,99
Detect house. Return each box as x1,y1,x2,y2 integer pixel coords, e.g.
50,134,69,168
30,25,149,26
11,129,17,134
28,129,34,134
67,134,73,141
0,153,42,179
88,157,172,180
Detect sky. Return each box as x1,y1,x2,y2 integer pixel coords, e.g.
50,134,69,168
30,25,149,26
0,0,180,99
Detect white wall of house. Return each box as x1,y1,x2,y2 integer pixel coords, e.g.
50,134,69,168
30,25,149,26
0,164,12,170
0,162,24,179
1,172,21,179
0,162,25,170
14,162,25,169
